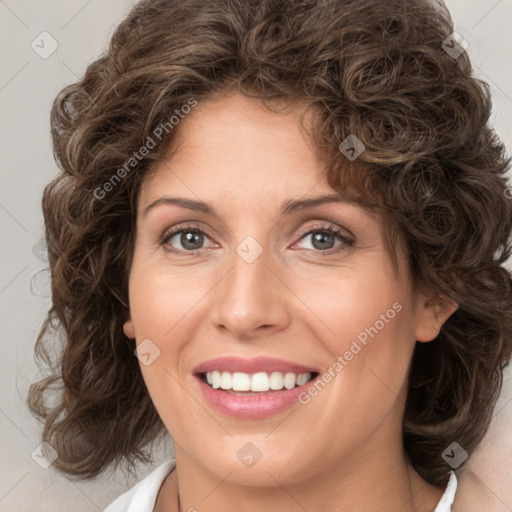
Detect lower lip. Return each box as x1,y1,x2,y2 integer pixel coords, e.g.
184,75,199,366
195,375,317,419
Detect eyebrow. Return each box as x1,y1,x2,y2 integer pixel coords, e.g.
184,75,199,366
142,193,364,219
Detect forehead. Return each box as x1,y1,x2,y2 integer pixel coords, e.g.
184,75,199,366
138,93,330,205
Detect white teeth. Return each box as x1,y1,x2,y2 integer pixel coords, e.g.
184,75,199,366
251,372,270,392
220,372,232,390
204,371,312,392
232,372,251,391
283,372,296,390
296,373,309,386
211,371,221,389
269,371,284,390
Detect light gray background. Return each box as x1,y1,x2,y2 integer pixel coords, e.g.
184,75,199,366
1,1,511,511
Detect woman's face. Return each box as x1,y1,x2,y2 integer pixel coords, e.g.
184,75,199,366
124,93,455,486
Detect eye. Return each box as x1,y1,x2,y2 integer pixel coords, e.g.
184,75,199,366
294,224,354,253
159,222,355,255
160,224,215,253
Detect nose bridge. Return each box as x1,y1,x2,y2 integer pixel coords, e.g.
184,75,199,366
213,233,289,336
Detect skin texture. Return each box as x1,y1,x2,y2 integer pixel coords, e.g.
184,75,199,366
123,93,458,512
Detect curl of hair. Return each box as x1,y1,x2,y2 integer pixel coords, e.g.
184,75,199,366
28,0,512,486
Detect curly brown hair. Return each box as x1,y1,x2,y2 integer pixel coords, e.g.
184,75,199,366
28,0,512,488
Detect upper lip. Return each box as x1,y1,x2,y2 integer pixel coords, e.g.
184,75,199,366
193,356,319,375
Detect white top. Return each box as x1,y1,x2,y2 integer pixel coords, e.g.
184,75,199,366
103,459,458,512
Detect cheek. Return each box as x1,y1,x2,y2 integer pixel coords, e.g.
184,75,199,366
128,261,211,339
295,269,416,409
331,300,416,422
127,265,210,416
292,263,412,350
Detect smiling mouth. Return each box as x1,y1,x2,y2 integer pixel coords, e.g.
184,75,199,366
198,371,319,394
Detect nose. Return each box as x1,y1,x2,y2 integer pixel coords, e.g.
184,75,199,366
212,242,292,340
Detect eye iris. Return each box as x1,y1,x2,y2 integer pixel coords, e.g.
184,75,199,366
181,231,203,250
312,231,334,250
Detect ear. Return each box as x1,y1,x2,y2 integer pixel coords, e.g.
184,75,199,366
123,310,135,339
415,291,458,343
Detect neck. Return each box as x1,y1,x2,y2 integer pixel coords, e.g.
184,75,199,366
156,429,444,512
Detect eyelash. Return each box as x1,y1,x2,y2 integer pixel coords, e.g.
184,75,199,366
159,222,355,256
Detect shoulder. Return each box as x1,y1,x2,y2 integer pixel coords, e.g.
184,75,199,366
434,471,458,512
103,459,176,512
